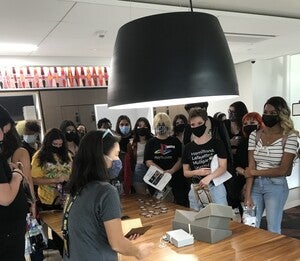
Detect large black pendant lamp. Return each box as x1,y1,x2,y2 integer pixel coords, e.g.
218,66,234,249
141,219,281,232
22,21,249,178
108,11,239,108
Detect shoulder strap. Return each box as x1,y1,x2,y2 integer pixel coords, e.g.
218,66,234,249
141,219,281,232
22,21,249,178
281,135,288,150
255,130,263,145
62,191,80,258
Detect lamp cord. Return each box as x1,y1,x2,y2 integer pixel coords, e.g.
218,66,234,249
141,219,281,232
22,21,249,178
189,0,194,13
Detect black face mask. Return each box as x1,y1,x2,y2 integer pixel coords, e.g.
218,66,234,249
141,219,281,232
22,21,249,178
136,127,149,137
65,131,79,142
51,146,63,154
191,124,206,138
174,123,185,133
262,114,280,128
243,125,258,137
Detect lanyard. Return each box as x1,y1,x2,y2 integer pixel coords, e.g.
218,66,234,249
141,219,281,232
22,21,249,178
62,191,80,258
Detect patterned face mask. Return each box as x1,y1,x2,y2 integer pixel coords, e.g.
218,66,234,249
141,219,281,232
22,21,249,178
155,124,168,135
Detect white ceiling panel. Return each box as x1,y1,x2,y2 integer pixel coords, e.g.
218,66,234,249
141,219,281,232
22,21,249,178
1,0,300,63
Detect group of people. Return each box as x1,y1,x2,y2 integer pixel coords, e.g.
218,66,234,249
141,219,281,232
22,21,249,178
0,95,299,260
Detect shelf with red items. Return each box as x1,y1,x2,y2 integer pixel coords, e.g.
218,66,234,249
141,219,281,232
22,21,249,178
0,66,109,89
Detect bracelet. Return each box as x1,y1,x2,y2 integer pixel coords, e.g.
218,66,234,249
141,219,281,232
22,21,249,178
12,170,24,181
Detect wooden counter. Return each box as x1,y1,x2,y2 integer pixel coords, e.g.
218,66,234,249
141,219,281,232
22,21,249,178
40,195,300,260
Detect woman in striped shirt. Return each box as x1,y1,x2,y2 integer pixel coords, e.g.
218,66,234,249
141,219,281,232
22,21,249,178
243,96,299,234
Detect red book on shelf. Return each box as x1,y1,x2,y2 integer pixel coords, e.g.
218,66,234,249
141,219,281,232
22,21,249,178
92,66,98,86
0,69,3,89
80,66,86,86
67,67,74,87
98,67,104,86
47,67,54,87
33,67,40,88
104,67,109,86
12,67,18,88
60,67,67,87
86,66,92,86
19,68,26,88
54,67,59,87
41,67,46,87
4,69,11,89
75,67,81,86
26,67,33,88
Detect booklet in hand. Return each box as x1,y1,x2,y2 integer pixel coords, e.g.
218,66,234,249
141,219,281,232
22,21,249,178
143,165,172,191
210,154,232,186
121,218,152,238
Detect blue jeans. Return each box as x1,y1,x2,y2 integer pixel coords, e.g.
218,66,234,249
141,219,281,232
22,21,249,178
189,182,228,211
133,163,147,183
251,176,289,234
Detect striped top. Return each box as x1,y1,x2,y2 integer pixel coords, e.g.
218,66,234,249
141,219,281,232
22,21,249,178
248,130,298,171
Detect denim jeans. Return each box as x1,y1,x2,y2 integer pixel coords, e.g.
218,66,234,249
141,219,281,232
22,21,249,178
133,163,147,183
188,182,228,211
251,176,289,234
132,163,148,194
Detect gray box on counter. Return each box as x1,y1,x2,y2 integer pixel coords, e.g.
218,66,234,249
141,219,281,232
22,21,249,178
172,204,233,243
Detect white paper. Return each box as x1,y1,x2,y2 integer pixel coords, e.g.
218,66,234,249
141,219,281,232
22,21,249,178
143,165,172,191
210,154,232,186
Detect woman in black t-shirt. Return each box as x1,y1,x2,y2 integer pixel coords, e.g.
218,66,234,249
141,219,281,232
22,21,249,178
0,105,27,260
182,108,228,211
144,113,189,207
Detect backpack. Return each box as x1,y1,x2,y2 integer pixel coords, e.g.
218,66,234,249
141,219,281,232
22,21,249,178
254,130,299,176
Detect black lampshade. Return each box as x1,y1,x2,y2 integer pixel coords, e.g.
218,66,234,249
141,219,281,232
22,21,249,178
108,12,239,108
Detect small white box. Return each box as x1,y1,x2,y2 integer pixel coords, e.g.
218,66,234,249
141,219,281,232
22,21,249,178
166,229,194,247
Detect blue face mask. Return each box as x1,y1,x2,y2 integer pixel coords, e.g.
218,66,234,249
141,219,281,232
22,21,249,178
120,125,130,135
107,158,123,179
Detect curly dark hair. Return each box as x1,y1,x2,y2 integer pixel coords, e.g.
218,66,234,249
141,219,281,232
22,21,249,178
2,125,22,160
97,118,112,129
37,128,70,167
25,120,41,133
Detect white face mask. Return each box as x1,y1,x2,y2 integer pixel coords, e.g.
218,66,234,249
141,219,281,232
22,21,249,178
23,134,37,144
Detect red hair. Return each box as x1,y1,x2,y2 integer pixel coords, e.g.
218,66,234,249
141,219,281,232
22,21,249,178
242,112,264,136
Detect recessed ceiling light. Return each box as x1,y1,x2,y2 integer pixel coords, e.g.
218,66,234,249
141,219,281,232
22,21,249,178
0,43,38,53
95,30,107,38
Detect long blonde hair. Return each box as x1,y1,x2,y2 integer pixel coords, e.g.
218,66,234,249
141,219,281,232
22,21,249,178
264,96,299,137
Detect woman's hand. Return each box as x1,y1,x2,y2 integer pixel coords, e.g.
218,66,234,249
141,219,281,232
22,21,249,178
199,175,213,187
236,167,245,175
243,167,254,178
128,234,140,240
12,168,29,184
244,195,254,208
29,202,37,219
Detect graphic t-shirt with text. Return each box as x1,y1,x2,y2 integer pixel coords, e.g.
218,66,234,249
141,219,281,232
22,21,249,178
182,138,227,183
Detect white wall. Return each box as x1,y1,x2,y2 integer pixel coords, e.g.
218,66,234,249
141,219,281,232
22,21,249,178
252,56,289,113
94,104,153,131
206,61,253,118
234,56,299,189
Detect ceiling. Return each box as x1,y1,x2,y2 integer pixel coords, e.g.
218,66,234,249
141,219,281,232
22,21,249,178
1,0,300,64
